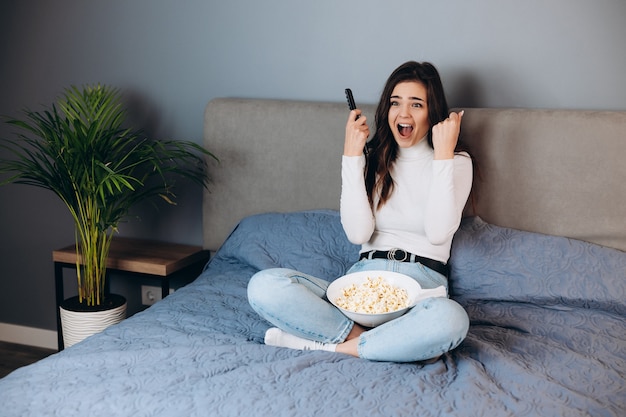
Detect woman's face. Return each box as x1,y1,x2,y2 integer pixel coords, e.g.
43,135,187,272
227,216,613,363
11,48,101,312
387,81,430,148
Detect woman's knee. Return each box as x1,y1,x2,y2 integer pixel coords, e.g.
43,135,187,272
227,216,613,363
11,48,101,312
247,268,292,304
421,297,469,339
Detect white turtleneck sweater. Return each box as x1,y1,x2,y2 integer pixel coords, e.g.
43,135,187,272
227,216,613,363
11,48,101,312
340,138,473,264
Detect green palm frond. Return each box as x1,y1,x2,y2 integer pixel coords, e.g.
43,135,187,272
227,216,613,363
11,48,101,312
0,84,217,306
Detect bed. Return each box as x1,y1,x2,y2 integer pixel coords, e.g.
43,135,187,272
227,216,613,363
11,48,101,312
1,98,624,417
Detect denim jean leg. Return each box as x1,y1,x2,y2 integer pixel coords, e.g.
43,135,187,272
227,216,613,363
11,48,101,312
357,297,469,362
247,268,353,343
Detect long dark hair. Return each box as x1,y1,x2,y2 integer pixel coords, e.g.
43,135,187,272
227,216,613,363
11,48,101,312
365,61,468,209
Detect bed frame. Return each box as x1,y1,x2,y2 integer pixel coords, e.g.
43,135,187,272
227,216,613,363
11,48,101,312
203,98,626,252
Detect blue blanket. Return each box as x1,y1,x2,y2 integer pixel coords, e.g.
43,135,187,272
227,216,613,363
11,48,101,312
1,210,624,416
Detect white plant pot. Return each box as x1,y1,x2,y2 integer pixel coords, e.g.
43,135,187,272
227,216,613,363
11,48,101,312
59,294,127,348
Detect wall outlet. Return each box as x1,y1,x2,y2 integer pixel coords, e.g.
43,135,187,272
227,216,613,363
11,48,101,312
141,285,174,306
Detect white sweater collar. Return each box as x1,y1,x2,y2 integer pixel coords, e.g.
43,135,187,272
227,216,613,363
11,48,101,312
396,135,432,160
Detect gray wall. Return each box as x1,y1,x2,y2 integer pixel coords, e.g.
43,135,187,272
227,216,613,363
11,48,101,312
1,0,625,333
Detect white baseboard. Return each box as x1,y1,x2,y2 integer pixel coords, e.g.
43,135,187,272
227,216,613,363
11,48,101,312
0,323,58,351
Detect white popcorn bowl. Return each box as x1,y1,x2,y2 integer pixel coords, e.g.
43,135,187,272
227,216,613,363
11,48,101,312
327,270,447,327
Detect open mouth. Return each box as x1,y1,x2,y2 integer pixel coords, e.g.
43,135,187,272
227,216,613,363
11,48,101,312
398,123,414,138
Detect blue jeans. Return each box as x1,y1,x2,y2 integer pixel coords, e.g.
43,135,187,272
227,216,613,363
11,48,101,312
247,259,469,362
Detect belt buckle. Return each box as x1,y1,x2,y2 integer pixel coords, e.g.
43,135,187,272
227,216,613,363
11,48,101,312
388,248,408,262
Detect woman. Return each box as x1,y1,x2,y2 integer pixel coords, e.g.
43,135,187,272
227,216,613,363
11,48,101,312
247,61,473,363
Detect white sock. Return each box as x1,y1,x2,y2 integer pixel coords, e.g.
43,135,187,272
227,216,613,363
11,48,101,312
264,328,337,352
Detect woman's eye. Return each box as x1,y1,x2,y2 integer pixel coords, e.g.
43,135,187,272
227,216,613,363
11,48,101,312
390,101,398,106
412,103,422,108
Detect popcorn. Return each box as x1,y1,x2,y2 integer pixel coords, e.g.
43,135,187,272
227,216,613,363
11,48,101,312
334,276,409,314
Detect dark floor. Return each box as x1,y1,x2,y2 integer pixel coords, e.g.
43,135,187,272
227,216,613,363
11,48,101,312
0,341,56,378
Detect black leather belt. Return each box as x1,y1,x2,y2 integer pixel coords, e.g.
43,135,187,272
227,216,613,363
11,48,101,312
359,249,449,277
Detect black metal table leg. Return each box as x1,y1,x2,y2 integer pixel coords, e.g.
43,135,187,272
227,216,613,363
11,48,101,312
54,262,65,351
161,278,170,300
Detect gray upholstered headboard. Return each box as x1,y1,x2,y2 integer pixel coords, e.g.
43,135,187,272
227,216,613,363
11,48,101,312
203,98,626,252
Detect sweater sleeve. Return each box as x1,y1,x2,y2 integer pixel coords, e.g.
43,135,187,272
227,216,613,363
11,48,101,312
424,153,473,245
340,155,375,244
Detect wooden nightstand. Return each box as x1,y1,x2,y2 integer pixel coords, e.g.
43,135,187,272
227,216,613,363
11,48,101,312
53,237,210,350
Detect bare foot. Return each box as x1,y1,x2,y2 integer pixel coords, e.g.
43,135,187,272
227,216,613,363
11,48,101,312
335,323,367,357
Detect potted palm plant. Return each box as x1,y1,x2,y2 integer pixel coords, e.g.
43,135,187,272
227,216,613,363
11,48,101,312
0,84,217,347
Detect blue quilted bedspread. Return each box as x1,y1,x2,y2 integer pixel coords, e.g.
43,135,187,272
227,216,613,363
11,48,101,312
1,210,624,416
